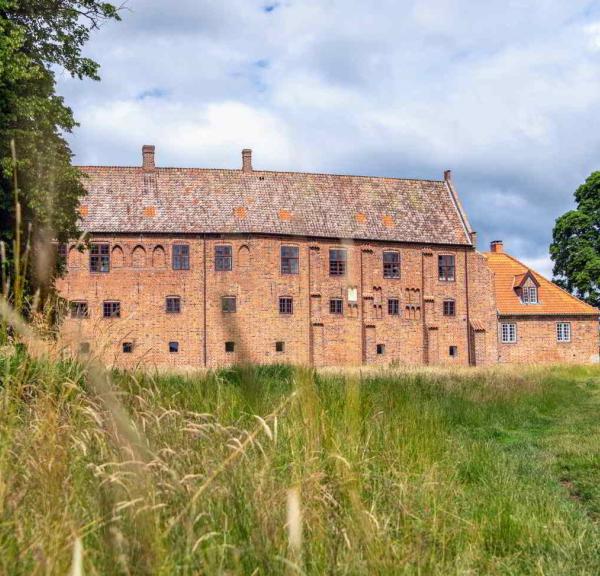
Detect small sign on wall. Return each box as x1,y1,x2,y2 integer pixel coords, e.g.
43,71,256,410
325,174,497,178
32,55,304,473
348,286,358,303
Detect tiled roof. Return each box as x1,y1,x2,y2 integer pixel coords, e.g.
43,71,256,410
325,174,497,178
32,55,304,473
76,165,473,245
484,251,599,317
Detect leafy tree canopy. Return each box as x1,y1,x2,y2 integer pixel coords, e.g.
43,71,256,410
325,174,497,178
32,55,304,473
550,171,600,308
0,0,120,299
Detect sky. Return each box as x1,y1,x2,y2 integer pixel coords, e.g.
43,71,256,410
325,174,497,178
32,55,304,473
57,0,600,277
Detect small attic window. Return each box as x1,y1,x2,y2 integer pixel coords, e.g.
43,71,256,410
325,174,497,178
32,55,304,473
521,286,538,304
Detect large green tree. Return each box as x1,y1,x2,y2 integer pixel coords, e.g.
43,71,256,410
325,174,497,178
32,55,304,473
0,0,120,305
550,172,600,308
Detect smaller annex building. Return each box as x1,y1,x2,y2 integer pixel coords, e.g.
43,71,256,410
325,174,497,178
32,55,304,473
484,241,599,364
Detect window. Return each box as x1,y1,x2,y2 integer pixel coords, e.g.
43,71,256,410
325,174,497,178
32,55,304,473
521,286,538,304
449,345,458,357
79,342,90,354
103,301,121,318
215,245,232,271
329,249,347,276
557,322,571,342
90,243,110,273
275,341,285,353
221,296,237,313
383,251,400,278
57,243,68,261
172,244,190,270
70,301,88,318
388,298,400,316
501,323,517,343
438,255,455,281
279,297,293,315
168,341,179,353
166,296,181,314
281,246,299,274
122,342,133,353
376,343,385,355
443,299,456,316
329,298,343,314
225,341,235,353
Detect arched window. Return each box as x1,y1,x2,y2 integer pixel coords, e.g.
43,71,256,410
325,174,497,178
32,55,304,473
152,245,166,268
238,244,250,268
132,245,146,268
68,246,82,269
111,245,124,268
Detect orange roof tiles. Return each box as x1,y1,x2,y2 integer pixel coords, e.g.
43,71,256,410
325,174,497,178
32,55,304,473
484,251,598,317
233,206,247,219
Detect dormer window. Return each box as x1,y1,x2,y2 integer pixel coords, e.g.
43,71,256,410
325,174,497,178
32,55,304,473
514,270,539,304
521,286,538,304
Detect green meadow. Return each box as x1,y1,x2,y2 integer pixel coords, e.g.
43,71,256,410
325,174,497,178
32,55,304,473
0,351,599,575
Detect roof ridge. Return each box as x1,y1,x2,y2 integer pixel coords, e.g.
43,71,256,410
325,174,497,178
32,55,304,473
76,164,445,183
485,251,599,314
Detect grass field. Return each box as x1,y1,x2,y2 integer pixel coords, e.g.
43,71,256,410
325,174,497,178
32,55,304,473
0,350,599,575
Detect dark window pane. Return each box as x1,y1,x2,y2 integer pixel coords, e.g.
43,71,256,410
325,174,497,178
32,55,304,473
90,243,110,273
449,345,457,357
281,246,299,274
275,341,285,352
329,249,347,276
123,342,133,353
383,251,400,278
70,301,88,318
172,245,190,270
279,297,293,314
443,299,456,316
225,341,235,353
388,298,400,316
215,245,232,271
166,297,181,313
329,298,343,314
438,255,455,281
376,343,385,355
169,341,179,353
103,301,120,318
222,296,236,313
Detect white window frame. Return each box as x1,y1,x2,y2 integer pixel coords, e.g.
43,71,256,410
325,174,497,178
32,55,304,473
501,322,517,343
556,322,571,343
521,286,538,304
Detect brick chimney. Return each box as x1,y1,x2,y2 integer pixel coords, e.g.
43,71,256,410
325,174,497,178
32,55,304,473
444,169,452,183
142,145,155,170
490,240,504,253
242,148,252,172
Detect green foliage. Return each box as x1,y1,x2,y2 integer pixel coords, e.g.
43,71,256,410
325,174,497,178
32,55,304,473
551,171,600,307
0,358,599,574
0,0,119,299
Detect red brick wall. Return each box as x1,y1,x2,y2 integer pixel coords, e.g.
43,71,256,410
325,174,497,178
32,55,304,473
57,234,484,368
497,316,599,364
467,251,499,366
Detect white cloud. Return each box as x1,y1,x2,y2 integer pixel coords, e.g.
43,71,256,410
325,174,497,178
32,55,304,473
584,21,600,51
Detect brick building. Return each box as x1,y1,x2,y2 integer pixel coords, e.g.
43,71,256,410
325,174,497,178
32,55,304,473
55,146,599,367
484,241,599,364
